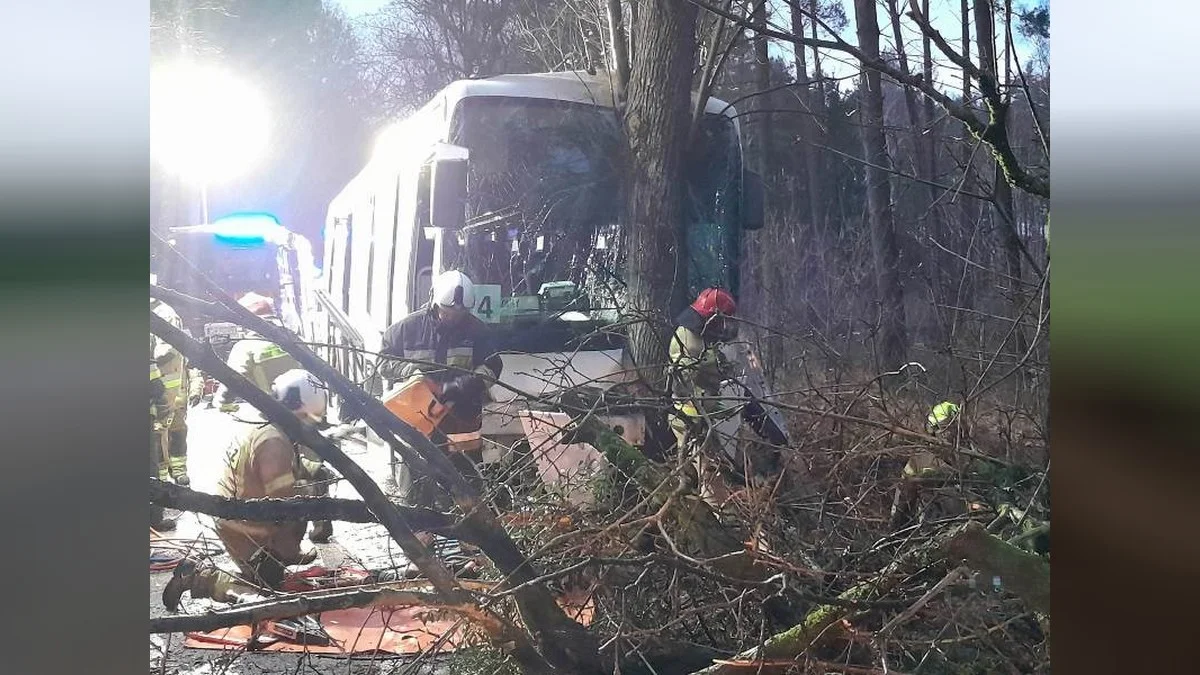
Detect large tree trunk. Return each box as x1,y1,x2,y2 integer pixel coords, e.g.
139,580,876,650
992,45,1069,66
623,0,698,389
853,0,908,370
885,0,948,352
790,5,823,242
975,0,1028,359
750,0,772,180
807,0,825,104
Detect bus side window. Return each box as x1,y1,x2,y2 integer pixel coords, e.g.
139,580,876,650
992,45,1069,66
411,165,434,309
342,215,354,312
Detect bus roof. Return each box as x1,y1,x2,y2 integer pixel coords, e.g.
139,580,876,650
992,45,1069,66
440,70,738,118
327,70,741,221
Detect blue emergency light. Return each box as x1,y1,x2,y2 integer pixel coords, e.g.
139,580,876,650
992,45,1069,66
208,212,284,245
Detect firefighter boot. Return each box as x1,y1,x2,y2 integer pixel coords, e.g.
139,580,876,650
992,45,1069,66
306,466,335,543
151,504,176,532
309,520,333,544
162,559,213,611
168,429,190,487
163,560,260,609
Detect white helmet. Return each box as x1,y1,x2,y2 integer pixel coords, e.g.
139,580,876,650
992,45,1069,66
272,369,327,420
430,270,475,309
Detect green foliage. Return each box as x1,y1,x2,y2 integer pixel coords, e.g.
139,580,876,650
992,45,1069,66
1017,4,1050,40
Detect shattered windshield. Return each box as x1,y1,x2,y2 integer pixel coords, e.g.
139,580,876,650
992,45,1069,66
445,96,741,350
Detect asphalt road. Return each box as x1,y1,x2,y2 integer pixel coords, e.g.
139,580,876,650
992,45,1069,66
150,406,443,674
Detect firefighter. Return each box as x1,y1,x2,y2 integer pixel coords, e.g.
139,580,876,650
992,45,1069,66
217,293,335,543
376,270,503,505
889,401,961,529
216,293,300,412
162,369,327,609
668,288,743,511
926,401,961,435
162,369,480,610
151,298,191,486
151,358,176,532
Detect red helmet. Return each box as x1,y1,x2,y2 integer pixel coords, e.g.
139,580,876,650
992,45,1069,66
690,288,736,319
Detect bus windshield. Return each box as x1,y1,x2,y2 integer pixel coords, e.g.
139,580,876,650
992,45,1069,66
445,96,742,348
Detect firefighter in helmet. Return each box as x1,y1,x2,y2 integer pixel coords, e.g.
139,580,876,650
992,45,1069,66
217,293,335,543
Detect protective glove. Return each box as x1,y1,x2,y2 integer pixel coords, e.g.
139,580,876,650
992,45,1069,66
438,375,487,412
219,402,240,414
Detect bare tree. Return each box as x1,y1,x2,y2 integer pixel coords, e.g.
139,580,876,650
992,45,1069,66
853,0,908,371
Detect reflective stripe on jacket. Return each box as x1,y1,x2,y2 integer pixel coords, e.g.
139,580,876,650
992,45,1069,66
215,424,308,565
668,308,734,420
151,301,190,417
218,333,300,405
376,304,503,387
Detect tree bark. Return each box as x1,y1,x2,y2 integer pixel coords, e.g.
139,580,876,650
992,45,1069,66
790,4,824,242
885,0,949,349
944,521,1050,614
961,0,971,102
149,478,457,533
853,0,908,371
974,0,1030,355
689,520,969,674
751,0,772,180
623,0,699,389
807,0,825,103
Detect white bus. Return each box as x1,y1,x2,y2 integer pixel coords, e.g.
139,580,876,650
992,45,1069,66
310,71,780,488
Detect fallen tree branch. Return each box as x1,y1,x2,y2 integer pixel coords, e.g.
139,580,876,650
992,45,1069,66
150,312,465,596
152,234,597,673
149,311,558,673
150,580,505,637
878,565,969,635
149,478,458,535
690,522,970,675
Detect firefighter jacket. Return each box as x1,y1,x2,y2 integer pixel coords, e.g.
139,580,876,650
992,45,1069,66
214,423,312,567
151,361,170,424
668,306,734,420
376,304,503,388
217,326,300,406
151,300,189,429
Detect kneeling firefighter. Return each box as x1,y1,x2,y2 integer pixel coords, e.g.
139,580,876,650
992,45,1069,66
217,292,334,543
376,270,503,508
163,370,478,610
164,369,328,609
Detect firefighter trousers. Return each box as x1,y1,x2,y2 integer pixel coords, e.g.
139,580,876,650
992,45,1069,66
670,415,733,511
153,424,189,481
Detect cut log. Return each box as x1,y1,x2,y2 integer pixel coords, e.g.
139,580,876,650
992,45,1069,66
944,521,1050,614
